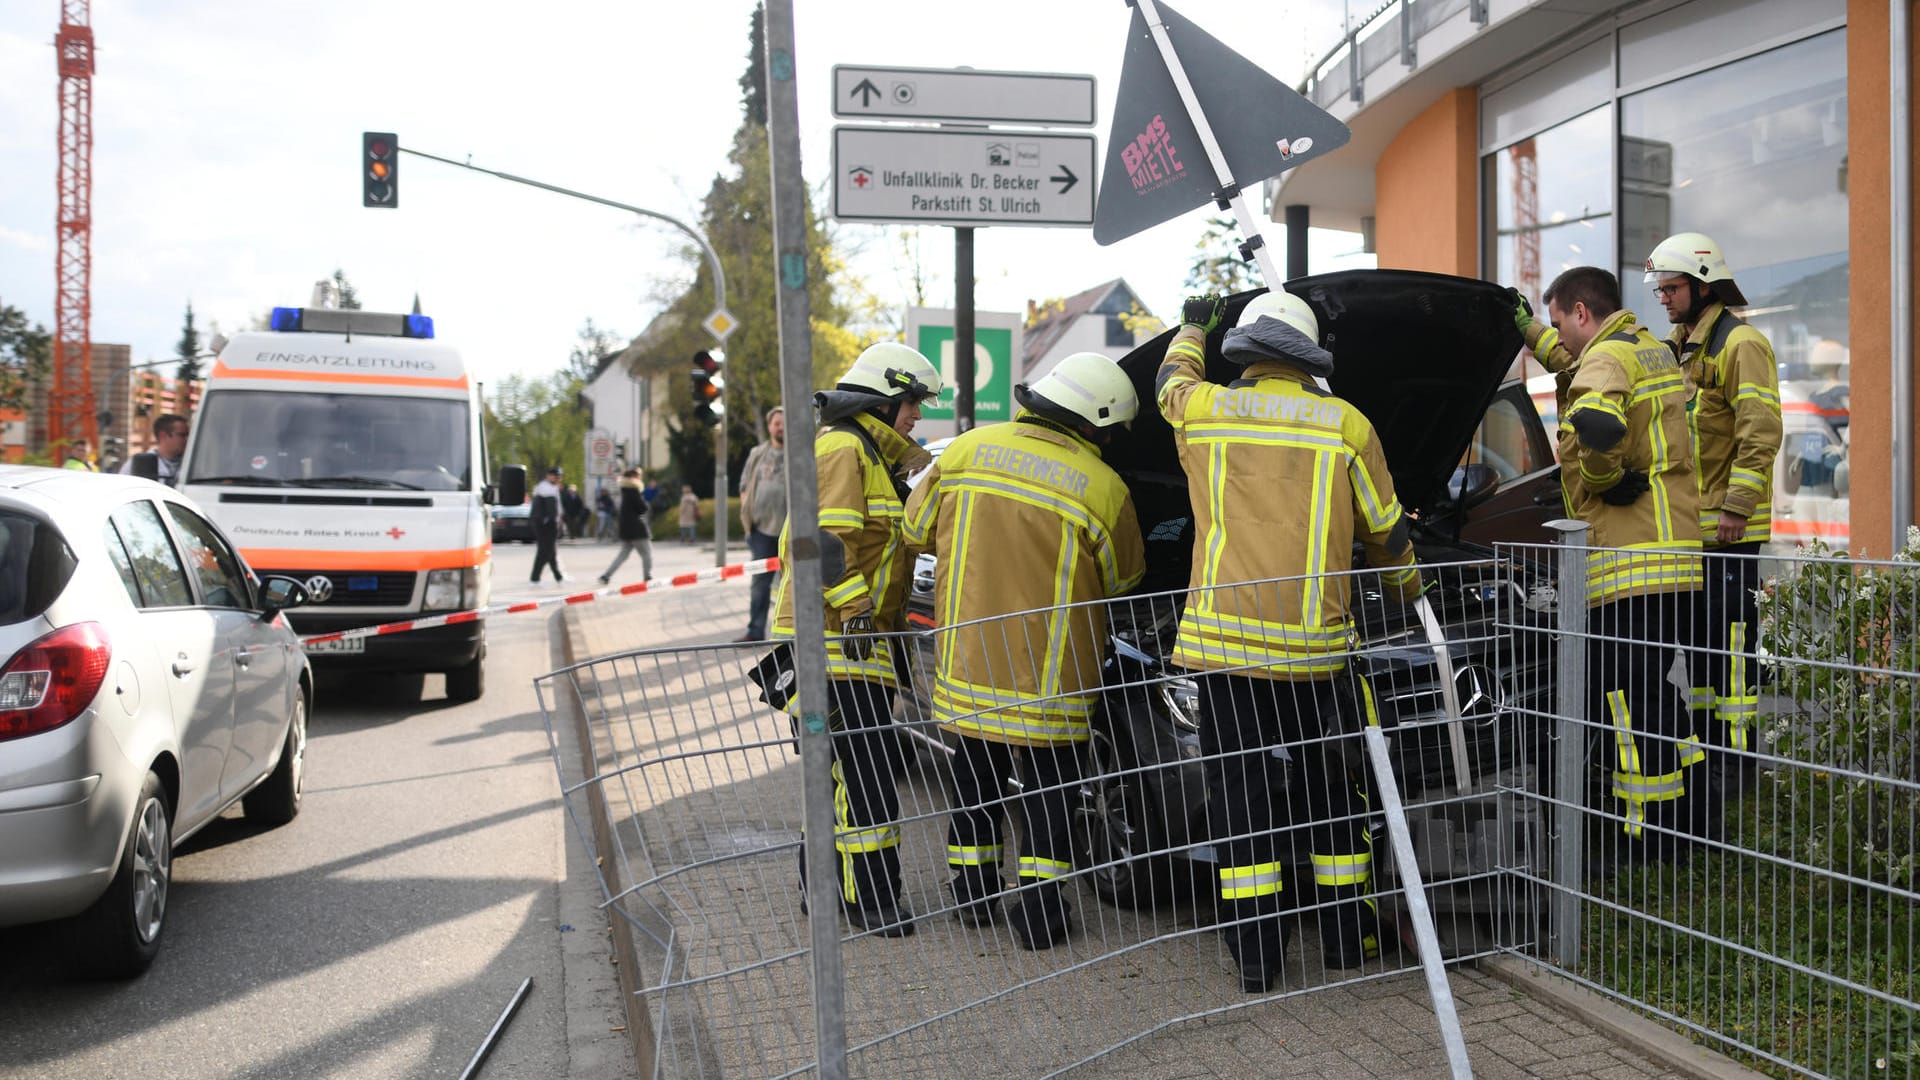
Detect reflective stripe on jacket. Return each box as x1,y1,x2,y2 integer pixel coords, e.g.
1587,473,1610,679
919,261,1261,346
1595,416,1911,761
901,414,1146,745
1155,325,1421,680
1556,309,1703,607
772,411,931,686
1668,304,1782,545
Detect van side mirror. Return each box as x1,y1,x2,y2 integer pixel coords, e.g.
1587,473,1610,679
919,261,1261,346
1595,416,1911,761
482,483,499,505
127,453,161,483
497,465,527,506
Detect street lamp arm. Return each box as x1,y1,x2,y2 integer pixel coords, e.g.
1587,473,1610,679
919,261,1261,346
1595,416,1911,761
396,147,727,317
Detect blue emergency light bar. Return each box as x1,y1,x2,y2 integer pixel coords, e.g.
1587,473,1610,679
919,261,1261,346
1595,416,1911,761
267,307,435,339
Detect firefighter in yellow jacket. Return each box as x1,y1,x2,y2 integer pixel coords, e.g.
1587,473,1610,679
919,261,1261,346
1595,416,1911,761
771,341,938,936
1645,234,1781,823
1521,267,1704,859
1159,290,1422,993
902,351,1146,949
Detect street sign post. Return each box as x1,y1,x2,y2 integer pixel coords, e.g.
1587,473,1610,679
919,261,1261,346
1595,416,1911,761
833,126,1095,228
832,65,1095,126
585,428,616,479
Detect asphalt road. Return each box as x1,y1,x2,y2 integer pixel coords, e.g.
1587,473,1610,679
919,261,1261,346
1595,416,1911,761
0,541,634,1080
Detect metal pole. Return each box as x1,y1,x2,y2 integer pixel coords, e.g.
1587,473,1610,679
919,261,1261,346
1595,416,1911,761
396,144,737,557
955,227,976,432
1891,0,1914,552
1134,0,1284,288
762,4,848,1078
1545,518,1590,968
1284,204,1310,280
457,976,533,1080
1363,727,1473,1079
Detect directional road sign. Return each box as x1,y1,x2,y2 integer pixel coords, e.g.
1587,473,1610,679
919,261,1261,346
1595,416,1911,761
833,126,1096,228
832,65,1096,127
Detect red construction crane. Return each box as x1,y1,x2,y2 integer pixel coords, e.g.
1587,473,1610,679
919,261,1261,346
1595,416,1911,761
49,0,95,459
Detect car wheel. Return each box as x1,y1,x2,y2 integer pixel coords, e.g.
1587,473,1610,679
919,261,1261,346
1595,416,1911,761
245,689,307,826
75,771,172,978
446,656,485,703
1079,730,1181,911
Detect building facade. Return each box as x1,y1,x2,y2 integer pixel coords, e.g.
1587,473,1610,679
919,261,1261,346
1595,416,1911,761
1271,0,1914,555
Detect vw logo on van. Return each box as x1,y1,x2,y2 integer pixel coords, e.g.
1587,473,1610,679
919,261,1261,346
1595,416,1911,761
303,575,335,604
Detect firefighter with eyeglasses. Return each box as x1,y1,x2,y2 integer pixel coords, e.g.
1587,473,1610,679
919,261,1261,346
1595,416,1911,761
1159,290,1421,993
1645,233,1782,839
1516,267,1704,861
773,341,939,937
902,352,1146,950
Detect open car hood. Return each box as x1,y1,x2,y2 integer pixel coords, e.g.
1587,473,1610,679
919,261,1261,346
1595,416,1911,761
1108,269,1523,514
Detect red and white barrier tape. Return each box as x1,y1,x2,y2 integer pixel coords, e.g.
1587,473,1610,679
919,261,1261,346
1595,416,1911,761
297,556,782,646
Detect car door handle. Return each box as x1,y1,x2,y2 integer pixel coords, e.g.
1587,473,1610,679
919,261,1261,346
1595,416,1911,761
171,659,194,677
235,653,252,670
1532,487,1561,507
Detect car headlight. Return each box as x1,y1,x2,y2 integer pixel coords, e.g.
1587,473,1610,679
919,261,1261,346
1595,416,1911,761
424,568,476,612
1160,676,1201,733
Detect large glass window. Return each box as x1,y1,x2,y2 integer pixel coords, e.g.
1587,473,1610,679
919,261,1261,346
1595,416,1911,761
107,502,194,610
187,390,471,492
164,504,253,610
1619,29,1850,547
1486,106,1616,314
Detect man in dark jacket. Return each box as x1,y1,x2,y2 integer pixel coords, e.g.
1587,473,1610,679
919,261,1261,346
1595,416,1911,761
597,468,655,584
530,467,566,583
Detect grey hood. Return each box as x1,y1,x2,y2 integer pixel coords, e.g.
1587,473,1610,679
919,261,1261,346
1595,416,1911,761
814,388,890,426
1221,316,1334,378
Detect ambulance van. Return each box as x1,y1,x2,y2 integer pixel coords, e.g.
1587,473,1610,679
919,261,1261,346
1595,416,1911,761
178,301,521,702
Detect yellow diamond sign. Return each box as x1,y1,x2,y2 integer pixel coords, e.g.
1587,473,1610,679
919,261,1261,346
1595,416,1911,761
703,309,737,341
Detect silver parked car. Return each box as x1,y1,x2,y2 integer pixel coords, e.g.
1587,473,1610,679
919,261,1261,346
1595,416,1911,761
0,467,314,976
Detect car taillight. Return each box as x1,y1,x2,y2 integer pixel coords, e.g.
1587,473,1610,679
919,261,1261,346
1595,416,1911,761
0,622,112,742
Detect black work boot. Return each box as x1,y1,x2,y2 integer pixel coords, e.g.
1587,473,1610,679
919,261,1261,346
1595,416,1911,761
1319,898,1382,970
845,901,916,938
950,868,1003,927
1006,892,1070,951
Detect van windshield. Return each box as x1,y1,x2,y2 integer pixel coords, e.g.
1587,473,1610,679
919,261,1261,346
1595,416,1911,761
187,390,471,491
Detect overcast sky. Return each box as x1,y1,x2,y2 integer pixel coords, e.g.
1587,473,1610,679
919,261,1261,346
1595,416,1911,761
0,0,1366,388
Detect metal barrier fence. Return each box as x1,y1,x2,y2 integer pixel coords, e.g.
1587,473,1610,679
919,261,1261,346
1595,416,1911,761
1494,530,1920,1080
536,559,1554,1077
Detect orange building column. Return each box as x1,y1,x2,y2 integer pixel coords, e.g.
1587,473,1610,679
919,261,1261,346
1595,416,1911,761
1374,87,1480,276
1849,0,1920,557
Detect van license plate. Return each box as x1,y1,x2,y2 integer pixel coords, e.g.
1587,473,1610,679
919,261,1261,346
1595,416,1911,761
304,638,365,655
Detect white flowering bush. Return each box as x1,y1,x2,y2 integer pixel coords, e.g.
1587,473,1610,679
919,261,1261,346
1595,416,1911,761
1757,527,1920,887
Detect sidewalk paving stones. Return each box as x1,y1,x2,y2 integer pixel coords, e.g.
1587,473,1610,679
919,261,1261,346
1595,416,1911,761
549,539,1711,1078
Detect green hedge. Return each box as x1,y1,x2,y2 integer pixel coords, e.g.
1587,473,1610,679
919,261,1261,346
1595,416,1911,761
655,497,742,542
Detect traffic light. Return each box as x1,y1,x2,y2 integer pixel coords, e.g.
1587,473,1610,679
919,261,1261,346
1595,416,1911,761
363,132,398,208
690,350,724,427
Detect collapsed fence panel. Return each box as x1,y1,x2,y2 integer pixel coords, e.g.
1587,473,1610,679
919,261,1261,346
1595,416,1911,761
1496,536,1920,1080
538,561,1560,1076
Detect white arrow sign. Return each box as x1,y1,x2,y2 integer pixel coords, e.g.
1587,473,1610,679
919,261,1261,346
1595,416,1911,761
832,126,1096,228
833,65,1096,127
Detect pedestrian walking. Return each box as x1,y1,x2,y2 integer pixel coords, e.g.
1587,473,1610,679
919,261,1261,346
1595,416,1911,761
561,483,588,540
772,340,940,937
529,466,566,583
119,413,189,486
1518,266,1703,860
736,407,789,642
641,474,664,532
597,468,654,584
1158,291,1423,992
678,485,699,543
594,486,616,540
902,352,1145,950
1645,233,1782,838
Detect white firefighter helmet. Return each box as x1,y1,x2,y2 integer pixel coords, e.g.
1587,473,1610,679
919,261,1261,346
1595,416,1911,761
1019,351,1139,429
1643,231,1748,306
1234,289,1319,341
839,341,942,402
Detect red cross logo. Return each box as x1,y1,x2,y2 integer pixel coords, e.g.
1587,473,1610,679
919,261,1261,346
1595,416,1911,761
387,526,405,540
850,166,872,189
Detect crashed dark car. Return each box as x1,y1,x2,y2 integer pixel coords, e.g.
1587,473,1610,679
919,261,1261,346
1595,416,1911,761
900,270,1566,945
